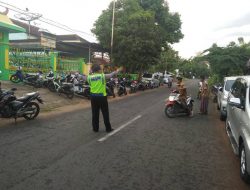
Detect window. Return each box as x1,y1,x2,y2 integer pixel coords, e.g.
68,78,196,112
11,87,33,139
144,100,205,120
142,74,152,78
231,80,240,98
232,78,247,106
239,79,247,106
225,80,235,91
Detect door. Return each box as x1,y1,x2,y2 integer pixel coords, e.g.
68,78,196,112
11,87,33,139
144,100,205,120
230,79,247,143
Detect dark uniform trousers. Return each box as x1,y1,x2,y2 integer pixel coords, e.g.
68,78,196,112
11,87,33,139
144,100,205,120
90,96,112,131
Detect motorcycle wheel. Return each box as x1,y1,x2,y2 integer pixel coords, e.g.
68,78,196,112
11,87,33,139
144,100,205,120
124,90,127,95
23,102,40,120
10,75,21,83
165,105,175,118
118,90,122,97
34,81,43,88
48,82,56,92
187,103,193,116
66,91,74,99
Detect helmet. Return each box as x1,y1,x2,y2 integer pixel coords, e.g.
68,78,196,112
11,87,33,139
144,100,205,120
177,76,182,80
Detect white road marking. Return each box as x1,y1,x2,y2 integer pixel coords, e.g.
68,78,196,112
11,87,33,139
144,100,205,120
98,115,142,142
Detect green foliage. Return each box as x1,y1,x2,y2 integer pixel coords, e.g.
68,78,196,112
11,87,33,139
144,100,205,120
207,74,220,87
148,46,181,73
202,41,250,81
91,0,183,73
168,57,210,79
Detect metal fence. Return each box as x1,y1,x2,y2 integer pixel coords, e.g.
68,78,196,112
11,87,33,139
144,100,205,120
9,47,84,75
9,47,51,74
57,57,82,74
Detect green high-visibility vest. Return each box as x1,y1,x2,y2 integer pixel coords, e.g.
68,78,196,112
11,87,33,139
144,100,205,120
87,73,106,96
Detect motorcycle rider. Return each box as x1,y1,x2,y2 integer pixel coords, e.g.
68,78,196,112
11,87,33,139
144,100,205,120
179,85,188,107
176,76,190,112
176,76,184,87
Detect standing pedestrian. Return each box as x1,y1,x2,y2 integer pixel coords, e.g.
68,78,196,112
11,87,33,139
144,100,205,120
86,64,120,132
199,76,209,114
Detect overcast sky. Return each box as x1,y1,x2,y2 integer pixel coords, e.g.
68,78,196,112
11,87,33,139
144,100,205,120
3,0,250,58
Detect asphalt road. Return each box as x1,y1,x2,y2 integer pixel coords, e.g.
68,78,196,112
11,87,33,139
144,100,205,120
0,79,250,190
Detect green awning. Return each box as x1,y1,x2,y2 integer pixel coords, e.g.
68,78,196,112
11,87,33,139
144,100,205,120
0,14,25,33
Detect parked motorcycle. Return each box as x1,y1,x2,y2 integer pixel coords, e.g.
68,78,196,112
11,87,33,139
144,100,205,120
165,91,194,118
47,77,74,99
74,81,90,99
22,71,44,88
117,79,127,96
211,83,222,103
137,81,146,91
129,80,138,94
0,88,43,121
10,67,24,83
106,79,116,98
168,80,172,88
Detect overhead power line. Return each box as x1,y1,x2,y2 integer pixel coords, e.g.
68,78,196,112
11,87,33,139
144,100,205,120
0,1,96,39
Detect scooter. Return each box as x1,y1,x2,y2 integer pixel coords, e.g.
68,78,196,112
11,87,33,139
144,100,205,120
165,90,194,118
47,76,74,99
74,81,91,99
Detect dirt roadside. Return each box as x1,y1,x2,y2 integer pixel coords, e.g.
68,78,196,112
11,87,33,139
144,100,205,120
0,81,144,116
1,81,89,113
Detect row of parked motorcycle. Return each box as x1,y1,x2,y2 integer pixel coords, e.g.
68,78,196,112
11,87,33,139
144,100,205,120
0,68,163,122
9,69,162,100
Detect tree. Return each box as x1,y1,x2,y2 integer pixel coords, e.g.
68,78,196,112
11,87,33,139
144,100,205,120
201,41,250,81
91,0,183,73
152,46,180,73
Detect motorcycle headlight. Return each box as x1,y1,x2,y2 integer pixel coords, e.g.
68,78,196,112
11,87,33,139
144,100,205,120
169,96,175,101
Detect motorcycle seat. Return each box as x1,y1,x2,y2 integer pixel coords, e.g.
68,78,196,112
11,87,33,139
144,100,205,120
17,92,37,101
62,83,73,88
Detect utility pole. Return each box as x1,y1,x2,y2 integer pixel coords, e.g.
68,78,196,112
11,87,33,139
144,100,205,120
15,8,42,39
110,0,115,66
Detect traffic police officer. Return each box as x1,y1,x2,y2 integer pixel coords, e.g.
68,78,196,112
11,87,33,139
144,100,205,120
87,64,120,132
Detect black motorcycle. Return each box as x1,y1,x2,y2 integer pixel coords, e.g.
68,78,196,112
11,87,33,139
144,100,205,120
117,79,127,96
106,80,116,98
137,81,146,91
0,88,43,121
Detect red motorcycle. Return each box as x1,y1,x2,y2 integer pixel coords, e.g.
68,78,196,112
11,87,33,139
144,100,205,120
165,90,194,118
